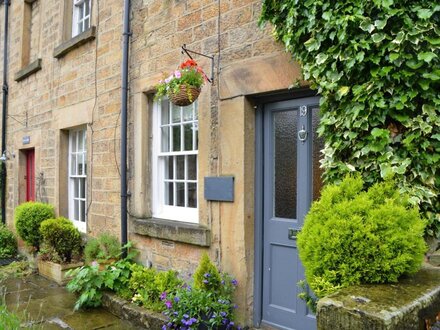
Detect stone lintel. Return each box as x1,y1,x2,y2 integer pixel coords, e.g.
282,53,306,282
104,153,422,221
53,27,96,59
14,58,42,82
132,218,211,247
317,267,440,330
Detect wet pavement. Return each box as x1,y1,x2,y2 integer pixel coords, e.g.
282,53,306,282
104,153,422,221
1,274,142,329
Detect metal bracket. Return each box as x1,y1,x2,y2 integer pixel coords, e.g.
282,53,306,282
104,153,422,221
298,125,308,143
181,44,215,84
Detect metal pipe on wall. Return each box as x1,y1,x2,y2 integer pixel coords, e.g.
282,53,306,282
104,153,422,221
120,0,131,255
1,0,10,224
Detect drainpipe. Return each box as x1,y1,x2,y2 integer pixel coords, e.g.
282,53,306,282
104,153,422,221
1,0,10,225
120,0,130,255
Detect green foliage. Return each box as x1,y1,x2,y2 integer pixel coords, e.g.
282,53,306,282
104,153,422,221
14,202,55,250
84,233,121,263
39,217,82,263
260,0,440,237
130,265,182,312
0,224,17,258
0,305,20,330
66,242,137,310
193,253,222,293
297,175,427,298
0,261,33,282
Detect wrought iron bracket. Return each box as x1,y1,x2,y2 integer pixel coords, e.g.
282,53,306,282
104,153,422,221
181,44,215,84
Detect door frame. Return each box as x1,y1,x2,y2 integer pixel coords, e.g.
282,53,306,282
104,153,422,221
253,89,318,327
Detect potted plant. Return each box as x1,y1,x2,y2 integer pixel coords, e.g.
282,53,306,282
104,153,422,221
84,232,121,270
155,59,207,106
37,217,83,285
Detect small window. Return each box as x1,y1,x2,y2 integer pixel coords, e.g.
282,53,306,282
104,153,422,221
152,100,198,223
72,0,91,37
68,128,87,232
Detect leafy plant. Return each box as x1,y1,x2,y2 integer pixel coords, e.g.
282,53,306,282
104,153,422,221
0,305,20,330
84,233,121,263
66,242,137,310
297,175,426,298
39,217,82,263
260,0,440,237
14,202,55,250
130,265,182,312
193,253,222,293
155,59,206,102
0,224,17,258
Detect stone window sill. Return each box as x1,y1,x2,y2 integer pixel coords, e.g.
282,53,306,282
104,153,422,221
132,217,211,247
15,59,42,82
53,27,96,59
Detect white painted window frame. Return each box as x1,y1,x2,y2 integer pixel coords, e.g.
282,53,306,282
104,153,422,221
72,0,91,37
152,100,199,223
68,128,87,232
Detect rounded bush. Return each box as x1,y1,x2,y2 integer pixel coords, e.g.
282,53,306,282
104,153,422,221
0,224,17,258
297,175,426,298
14,202,55,250
40,217,82,263
84,233,120,263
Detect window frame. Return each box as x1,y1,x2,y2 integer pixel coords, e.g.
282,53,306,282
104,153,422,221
152,100,199,223
72,0,91,37
68,127,87,232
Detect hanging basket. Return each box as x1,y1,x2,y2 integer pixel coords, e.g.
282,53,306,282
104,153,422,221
169,85,201,107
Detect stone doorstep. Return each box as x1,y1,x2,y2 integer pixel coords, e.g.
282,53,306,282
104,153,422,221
317,267,440,330
102,292,167,329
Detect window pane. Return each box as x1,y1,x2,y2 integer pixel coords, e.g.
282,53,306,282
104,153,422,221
183,124,193,151
161,100,170,125
188,183,197,208
83,152,87,174
165,182,173,206
172,104,181,123
176,156,184,180
312,107,324,201
70,154,76,175
80,200,86,222
74,179,80,198
161,127,170,152
183,105,192,121
172,126,181,151
77,154,84,175
194,123,198,151
84,18,90,30
74,200,79,220
187,155,197,180
164,157,172,179
274,110,297,219
78,131,84,151
79,4,84,19
85,1,90,16
176,182,185,207
80,178,86,199
71,131,77,152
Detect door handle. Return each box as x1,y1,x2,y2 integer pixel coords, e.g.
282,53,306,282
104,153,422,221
288,228,300,240
298,125,308,142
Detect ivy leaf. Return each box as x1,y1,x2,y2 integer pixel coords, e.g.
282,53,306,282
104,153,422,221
405,60,424,69
374,18,388,30
372,33,386,43
337,86,350,98
418,52,437,63
418,79,431,90
426,37,440,45
360,19,375,33
417,8,433,19
422,72,440,80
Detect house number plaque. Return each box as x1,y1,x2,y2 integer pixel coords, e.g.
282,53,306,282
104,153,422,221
300,105,307,117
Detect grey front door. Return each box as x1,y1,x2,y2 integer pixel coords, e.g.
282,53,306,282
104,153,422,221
261,97,321,330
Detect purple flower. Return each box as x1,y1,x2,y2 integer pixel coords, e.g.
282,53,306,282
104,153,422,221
220,311,227,317
162,325,167,330
204,273,211,278
174,297,180,302
231,279,238,286
203,279,209,284
221,280,225,285
164,75,173,84
160,292,167,301
233,304,238,309
174,70,181,79
183,314,189,319
165,300,173,309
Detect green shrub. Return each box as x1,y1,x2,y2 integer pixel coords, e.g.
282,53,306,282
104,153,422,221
297,175,426,298
0,305,20,330
193,253,222,293
14,202,55,250
0,224,17,258
39,217,82,263
84,233,121,263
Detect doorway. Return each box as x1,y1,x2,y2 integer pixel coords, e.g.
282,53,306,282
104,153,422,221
255,96,322,330
25,149,35,201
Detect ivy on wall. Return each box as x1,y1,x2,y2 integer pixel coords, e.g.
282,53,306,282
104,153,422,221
260,0,440,237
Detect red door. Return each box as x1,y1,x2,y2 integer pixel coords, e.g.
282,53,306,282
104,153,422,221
25,149,35,201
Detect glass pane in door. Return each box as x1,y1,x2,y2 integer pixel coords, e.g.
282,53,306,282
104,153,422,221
273,110,298,219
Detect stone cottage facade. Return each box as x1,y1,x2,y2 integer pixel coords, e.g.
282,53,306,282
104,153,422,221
1,1,322,329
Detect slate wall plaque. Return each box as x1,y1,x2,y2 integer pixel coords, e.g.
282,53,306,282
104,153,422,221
204,176,234,202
